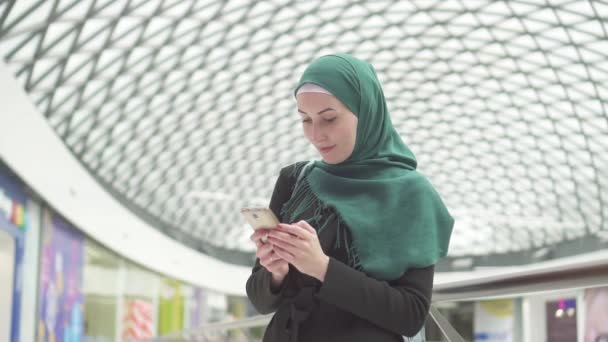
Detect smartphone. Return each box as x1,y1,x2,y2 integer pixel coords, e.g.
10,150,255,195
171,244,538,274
240,207,280,230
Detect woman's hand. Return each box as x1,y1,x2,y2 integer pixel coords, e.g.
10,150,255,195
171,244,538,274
268,220,330,282
250,229,289,287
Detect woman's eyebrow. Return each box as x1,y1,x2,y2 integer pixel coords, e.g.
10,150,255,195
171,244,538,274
297,108,336,115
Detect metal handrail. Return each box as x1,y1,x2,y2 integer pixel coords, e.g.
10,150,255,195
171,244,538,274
429,305,466,342
433,261,608,302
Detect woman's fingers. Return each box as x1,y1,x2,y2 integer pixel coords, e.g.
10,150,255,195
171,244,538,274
255,241,273,260
294,220,316,234
265,258,289,275
269,235,301,253
273,244,295,263
268,230,300,248
250,229,270,241
251,235,263,249
277,223,311,240
265,256,285,268
250,229,272,245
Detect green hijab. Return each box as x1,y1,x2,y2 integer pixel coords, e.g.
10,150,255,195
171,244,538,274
283,53,454,280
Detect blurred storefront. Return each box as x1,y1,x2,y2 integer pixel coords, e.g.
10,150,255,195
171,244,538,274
0,163,28,342
0,163,238,342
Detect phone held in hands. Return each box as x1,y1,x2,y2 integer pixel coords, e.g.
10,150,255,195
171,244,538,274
240,207,279,231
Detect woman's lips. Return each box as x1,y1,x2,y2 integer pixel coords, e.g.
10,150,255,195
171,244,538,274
319,145,335,153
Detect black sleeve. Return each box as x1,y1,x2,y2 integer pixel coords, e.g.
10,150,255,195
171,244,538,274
317,258,434,337
245,165,296,314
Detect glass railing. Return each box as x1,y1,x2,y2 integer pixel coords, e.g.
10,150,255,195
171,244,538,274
150,308,462,342
147,252,608,342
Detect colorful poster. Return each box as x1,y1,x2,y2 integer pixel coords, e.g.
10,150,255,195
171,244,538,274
546,298,577,342
123,298,154,340
584,287,608,342
474,299,514,342
188,287,207,329
158,279,184,334
0,165,27,231
37,210,85,342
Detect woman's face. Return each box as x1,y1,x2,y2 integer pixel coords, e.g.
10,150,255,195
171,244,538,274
296,92,358,164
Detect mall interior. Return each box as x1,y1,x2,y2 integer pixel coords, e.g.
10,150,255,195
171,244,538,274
1,0,607,341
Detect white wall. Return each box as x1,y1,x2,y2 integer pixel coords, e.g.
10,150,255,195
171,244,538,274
19,198,41,342
0,60,250,296
83,266,121,297
474,299,515,342
83,264,161,299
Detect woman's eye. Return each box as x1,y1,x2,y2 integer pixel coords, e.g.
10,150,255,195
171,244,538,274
325,117,336,123
301,118,312,123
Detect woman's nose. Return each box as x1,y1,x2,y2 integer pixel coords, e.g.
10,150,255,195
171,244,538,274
311,122,326,142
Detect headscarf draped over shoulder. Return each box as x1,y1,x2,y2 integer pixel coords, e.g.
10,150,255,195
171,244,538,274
283,54,454,280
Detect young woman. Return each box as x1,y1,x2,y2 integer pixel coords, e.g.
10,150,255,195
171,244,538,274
246,53,454,342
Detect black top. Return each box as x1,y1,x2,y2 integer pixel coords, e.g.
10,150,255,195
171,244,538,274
246,163,434,342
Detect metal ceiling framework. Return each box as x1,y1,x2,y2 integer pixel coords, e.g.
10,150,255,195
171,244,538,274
1,0,607,268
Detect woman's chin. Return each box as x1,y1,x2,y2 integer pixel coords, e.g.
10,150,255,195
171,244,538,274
321,154,347,165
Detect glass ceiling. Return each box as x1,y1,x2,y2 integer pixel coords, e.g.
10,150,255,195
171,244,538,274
1,0,607,267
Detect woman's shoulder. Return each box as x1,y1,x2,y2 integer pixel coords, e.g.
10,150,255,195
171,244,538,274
279,160,310,177
275,161,310,192
405,170,438,189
